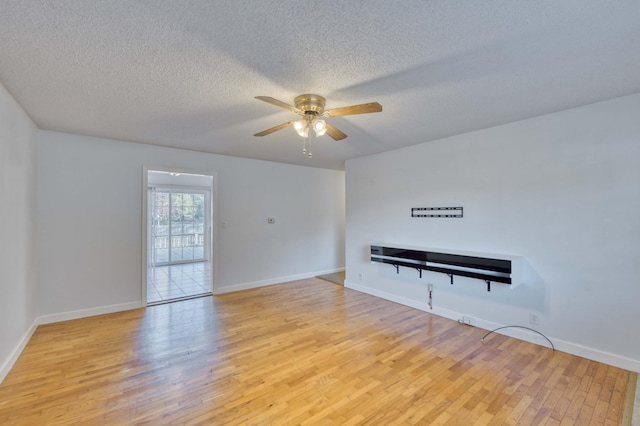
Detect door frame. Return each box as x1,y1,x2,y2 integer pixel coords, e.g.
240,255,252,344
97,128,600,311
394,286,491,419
142,166,218,306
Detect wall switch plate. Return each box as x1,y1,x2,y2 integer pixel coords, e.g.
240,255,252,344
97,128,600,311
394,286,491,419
529,312,540,325
428,284,433,291
267,218,275,224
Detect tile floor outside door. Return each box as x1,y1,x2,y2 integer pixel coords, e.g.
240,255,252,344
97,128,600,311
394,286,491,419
147,262,212,304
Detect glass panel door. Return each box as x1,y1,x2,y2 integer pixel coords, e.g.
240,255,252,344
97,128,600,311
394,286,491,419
151,189,207,265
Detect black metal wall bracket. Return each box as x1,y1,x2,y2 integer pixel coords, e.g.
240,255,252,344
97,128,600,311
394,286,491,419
411,206,463,218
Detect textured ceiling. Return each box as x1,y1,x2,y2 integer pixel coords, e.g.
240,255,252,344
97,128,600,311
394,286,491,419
1,1,639,170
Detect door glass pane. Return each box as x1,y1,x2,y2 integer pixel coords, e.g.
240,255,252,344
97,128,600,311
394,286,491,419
171,193,184,237
193,194,205,259
181,193,194,261
152,189,207,265
152,192,170,264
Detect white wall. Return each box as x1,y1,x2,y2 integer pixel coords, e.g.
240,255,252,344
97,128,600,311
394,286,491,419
148,170,212,187
0,83,39,381
345,93,640,371
38,131,345,318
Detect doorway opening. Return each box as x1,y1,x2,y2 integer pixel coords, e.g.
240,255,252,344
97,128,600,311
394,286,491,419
145,170,214,305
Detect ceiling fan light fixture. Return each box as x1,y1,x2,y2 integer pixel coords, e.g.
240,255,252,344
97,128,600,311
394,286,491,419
293,119,309,137
312,118,327,136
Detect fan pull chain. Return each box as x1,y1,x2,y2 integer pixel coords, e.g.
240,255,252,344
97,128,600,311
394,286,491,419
308,137,312,158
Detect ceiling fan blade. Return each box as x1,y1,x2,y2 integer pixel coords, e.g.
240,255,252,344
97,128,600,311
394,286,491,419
324,102,382,117
325,123,348,141
254,121,295,137
255,96,302,114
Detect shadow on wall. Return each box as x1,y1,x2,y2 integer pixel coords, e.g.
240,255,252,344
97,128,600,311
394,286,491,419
516,259,548,314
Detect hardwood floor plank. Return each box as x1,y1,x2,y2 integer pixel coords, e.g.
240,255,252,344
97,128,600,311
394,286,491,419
0,278,633,425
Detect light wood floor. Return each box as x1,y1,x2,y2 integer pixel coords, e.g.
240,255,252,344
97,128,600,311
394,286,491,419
0,278,634,425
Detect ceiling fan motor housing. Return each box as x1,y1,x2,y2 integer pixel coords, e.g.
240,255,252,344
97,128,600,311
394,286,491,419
294,94,326,115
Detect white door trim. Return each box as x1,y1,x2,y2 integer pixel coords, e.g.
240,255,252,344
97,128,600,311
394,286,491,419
142,166,218,306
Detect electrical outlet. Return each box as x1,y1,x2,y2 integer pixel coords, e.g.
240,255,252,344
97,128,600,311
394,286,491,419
428,283,433,291
461,316,476,326
529,312,539,325
359,273,364,281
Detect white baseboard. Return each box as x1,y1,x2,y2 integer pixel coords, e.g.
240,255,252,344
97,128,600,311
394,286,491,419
551,339,640,373
317,267,346,275
214,267,345,295
38,301,143,325
0,318,39,384
345,281,640,373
